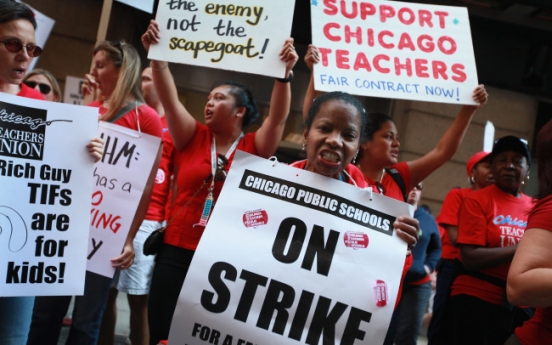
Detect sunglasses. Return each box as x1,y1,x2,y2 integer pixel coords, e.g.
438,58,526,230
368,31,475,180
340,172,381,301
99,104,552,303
413,184,423,191
214,154,228,181
23,81,52,95
1,39,43,57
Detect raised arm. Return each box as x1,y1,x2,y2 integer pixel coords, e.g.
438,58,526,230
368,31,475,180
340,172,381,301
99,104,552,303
407,85,488,190
302,44,323,122
142,20,197,151
254,38,298,158
507,228,552,307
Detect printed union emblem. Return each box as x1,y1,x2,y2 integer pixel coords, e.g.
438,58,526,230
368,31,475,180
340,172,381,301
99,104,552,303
0,101,55,161
243,209,268,228
155,168,165,184
343,231,369,249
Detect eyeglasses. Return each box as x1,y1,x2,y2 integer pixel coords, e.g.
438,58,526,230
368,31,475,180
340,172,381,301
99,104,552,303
0,39,43,57
23,81,52,95
413,184,423,191
214,154,228,181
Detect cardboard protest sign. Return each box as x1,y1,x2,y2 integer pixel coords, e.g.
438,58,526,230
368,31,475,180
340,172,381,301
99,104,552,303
148,0,295,78
311,0,479,105
86,122,161,278
0,93,97,296
169,151,413,345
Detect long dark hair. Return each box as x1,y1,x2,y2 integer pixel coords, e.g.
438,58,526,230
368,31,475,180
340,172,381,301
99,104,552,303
537,119,552,199
0,0,36,28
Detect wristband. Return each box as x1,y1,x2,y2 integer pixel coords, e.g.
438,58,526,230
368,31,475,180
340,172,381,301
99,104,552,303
151,61,169,71
276,70,293,83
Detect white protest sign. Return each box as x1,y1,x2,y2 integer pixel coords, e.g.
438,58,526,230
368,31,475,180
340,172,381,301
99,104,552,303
63,76,85,106
311,0,479,105
148,0,295,78
169,151,413,345
0,93,97,297
116,0,154,13
86,122,161,278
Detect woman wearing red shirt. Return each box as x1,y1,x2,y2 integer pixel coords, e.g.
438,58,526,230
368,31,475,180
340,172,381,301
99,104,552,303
450,136,533,345
427,150,492,344
507,120,552,345
142,20,299,345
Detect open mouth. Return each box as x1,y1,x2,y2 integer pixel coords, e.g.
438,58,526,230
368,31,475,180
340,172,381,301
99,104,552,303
320,150,340,164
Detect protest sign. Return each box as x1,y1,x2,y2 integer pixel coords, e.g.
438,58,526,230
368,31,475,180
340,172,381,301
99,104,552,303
63,76,86,106
0,93,97,297
169,151,413,345
86,122,161,278
116,0,155,14
148,0,295,78
311,0,479,105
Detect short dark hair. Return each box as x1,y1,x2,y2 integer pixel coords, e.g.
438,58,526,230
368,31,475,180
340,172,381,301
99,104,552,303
210,80,259,128
0,0,37,29
305,91,367,142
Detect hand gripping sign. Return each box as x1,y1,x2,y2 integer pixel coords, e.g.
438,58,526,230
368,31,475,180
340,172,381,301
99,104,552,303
311,0,479,105
168,151,414,345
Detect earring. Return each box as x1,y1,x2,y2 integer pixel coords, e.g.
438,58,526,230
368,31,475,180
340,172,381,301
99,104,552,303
470,176,475,184
302,143,306,151
236,113,242,117
351,151,358,164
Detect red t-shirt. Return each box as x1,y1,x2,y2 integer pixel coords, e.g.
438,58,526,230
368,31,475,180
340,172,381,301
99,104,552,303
451,184,533,305
146,116,173,221
514,195,552,344
18,83,45,100
88,101,163,138
289,160,368,188
363,162,411,202
436,187,472,260
164,123,257,250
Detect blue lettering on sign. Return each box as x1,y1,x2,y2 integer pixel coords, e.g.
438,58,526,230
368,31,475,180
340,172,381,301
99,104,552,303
319,74,349,86
493,215,527,228
425,86,459,100
353,79,420,94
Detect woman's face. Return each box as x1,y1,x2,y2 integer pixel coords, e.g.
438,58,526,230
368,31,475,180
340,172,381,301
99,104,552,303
204,85,241,129
303,100,361,178
90,50,119,100
25,73,58,101
490,151,529,194
472,158,492,189
361,120,400,167
0,19,36,88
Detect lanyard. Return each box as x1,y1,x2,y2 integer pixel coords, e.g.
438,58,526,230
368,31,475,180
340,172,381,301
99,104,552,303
195,132,244,227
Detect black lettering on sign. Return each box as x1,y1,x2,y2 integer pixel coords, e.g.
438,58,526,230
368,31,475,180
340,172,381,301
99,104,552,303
272,217,338,277
240,170,396,235
199,262,373,343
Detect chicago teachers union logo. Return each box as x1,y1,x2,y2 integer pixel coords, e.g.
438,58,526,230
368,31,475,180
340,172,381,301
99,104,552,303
0,101,70,161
